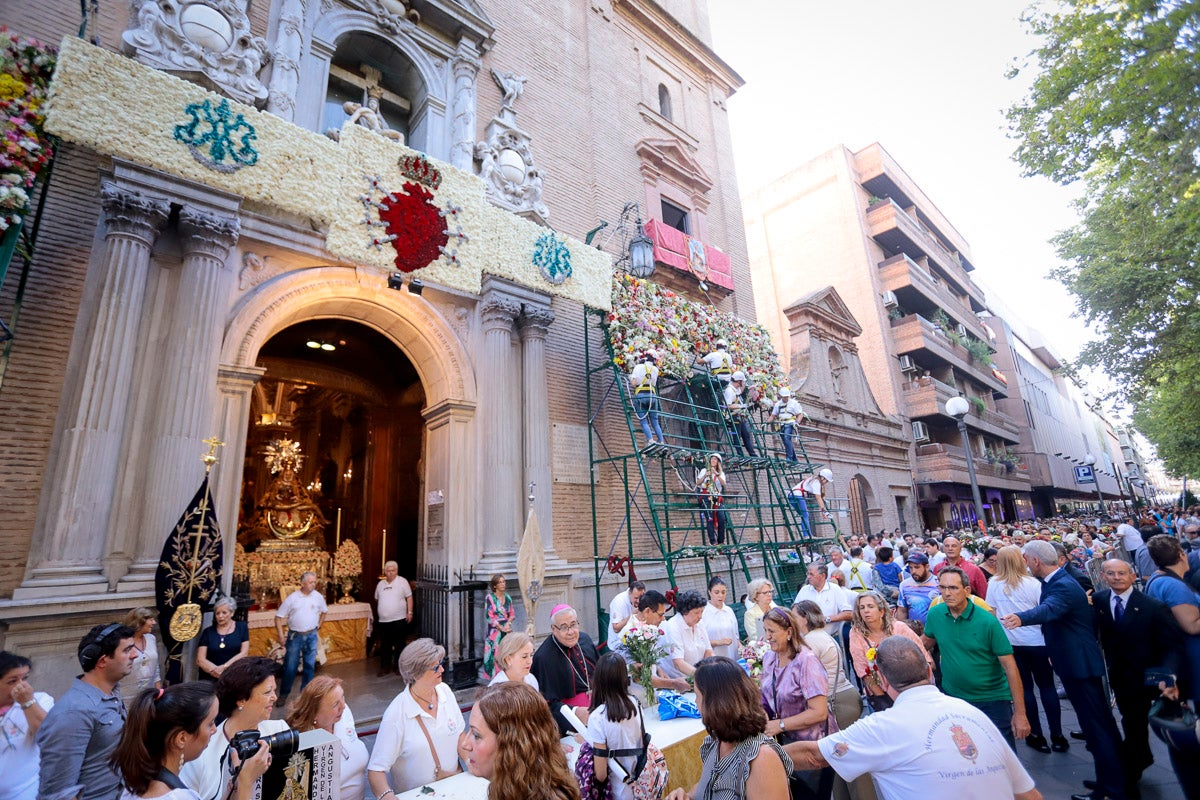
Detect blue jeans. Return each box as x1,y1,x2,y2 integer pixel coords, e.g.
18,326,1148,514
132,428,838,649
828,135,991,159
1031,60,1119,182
789,494,813,538
779,423,796,461
970,699,1015,750
633,393,663,444
281,629,318,694
728,416,756,456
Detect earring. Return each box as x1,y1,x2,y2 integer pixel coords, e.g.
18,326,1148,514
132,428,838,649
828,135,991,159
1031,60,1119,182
178,746,185,773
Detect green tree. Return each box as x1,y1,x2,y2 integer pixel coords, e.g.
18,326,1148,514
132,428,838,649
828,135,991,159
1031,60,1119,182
1008,0,1200,477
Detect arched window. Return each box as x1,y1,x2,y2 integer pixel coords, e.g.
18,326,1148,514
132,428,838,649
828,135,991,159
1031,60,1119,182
323,33,426,149
657,83,672,121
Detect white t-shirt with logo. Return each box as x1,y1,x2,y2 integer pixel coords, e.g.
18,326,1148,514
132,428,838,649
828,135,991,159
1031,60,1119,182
375,577,413,623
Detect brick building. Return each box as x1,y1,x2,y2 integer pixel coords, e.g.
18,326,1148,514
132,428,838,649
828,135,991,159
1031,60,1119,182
0,0,755,684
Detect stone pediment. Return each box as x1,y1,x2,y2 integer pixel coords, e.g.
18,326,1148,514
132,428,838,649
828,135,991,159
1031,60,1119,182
783,286,862,344
635,137,712,194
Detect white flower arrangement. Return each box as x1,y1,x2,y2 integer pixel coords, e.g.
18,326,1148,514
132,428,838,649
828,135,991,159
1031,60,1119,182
332,539,363,581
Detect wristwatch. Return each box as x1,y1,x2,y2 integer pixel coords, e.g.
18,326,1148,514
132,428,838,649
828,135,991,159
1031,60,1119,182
779,718,787,732
20,698,36,709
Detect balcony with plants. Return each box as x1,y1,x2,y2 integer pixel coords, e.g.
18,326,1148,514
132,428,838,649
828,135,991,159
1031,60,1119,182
889,309,1009,397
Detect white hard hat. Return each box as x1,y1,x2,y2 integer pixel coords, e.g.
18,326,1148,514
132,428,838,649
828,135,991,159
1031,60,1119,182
779,387,791,397
732,370,746,382
716,339,728,349
644,348,657,360
819,468,833,481
709,452,723,462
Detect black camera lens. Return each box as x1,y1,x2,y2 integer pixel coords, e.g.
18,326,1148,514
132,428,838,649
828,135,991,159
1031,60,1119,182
229,727,300,768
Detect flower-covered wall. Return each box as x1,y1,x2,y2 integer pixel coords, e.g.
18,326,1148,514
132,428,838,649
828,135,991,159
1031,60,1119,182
42,37,613,309
607,273,786,397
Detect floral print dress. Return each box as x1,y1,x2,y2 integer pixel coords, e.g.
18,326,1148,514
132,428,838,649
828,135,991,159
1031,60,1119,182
483,591,514,679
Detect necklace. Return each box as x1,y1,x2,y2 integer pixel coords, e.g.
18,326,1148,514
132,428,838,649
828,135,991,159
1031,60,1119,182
411,689,435,711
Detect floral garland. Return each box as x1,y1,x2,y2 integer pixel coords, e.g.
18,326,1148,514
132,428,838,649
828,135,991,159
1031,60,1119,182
0,27,56,232
332,538,363,581
607,273,786,397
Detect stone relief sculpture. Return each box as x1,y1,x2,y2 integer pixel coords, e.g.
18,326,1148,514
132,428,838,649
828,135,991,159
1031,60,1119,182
122,0,271,107
371,0,420,34
324,67,404,143
474,71,549,222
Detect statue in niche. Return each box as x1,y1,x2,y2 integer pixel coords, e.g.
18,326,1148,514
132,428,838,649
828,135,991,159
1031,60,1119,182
829,346,848,401
491,69,527,116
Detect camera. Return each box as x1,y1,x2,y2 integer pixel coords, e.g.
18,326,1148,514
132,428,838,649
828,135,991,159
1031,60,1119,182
228,728,299,768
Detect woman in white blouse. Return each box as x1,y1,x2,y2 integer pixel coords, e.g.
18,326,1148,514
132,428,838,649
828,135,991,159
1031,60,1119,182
743,578,779,643
368,638,465,795
286,677,367,800
122,607,161,692
487,632,538,689
700,576,739,660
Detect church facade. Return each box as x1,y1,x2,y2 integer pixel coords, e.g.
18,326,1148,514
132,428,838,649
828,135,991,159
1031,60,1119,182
0,0,755,683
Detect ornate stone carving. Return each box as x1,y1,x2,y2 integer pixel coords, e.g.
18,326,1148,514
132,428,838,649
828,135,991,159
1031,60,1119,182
518,305,555,339
239,251,284,290
474,70,549,222
179,207,241,261
449,305,472,342
479,297,520,333
491,69,526,122
449,40,481,172
265,0,306,120
100,182,170,243
325,66,404,142
370,0,420,35
122,0,271,107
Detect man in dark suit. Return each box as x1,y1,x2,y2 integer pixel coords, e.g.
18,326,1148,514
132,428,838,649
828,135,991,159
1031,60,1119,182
1094,558,1181,796
1002,540,1127,800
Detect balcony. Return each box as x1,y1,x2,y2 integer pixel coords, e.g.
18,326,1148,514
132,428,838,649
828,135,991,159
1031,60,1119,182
644,218,734,291
891,314,1009,397
915,442,1033,492
866,200,985,310
902,375,1021,443
878,254,988,338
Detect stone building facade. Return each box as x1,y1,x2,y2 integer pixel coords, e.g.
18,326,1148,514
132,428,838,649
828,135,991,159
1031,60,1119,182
0,0,754,685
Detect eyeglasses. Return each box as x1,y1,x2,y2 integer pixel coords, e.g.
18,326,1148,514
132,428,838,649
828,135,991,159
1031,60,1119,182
427,663,445,673
553,621,580,631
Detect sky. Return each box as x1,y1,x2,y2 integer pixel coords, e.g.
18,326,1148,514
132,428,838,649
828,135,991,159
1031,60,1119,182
706,0,1094,363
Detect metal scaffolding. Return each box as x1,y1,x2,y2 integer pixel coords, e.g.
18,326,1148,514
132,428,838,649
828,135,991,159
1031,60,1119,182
585,306,839,644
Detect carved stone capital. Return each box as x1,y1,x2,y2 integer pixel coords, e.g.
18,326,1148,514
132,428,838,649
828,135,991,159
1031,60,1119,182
452,40,481,79
179,208,241,262
479,297,521,333
100,183,170,244
518,306,555,339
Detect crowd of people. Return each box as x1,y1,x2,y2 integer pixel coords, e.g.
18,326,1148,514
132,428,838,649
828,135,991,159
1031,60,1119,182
4,505,1199,800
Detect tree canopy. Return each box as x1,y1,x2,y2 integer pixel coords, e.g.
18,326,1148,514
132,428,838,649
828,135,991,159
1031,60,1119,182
1008,0,1200,478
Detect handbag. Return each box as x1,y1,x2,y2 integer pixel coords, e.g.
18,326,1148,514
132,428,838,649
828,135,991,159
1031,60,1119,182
593,708,668,800
415,713,462,781
573,743,615,800
1148,698,1200,753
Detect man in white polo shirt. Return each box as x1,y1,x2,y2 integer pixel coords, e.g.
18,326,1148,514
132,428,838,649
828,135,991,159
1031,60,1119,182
785,636,1042,800
374,560,413,677
793,563,855,637
276,571,327,695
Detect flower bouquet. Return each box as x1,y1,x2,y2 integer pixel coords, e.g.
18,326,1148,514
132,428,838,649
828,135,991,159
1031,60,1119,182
332,539,363,603
863,646,883,692
738,641,768,683
0,27,56,234
618,624,671,705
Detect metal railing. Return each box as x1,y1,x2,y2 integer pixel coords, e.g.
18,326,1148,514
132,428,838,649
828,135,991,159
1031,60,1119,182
413,563,487,689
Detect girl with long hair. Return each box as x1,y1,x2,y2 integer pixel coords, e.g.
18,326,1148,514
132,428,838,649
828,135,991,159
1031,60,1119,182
585,653,644,800
462,681,581,800
988,545,1065,753
113,682,268,800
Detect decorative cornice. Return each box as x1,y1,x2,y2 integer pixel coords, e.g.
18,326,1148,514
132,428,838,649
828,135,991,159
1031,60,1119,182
100,182,170,243
179,207,241,261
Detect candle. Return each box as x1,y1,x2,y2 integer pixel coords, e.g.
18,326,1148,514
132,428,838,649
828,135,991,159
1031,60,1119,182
335,508,342,548
381,528,387,565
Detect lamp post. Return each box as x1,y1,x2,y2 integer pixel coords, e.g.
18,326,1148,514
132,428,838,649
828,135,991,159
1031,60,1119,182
1084,454,1105,514
945,396,986,530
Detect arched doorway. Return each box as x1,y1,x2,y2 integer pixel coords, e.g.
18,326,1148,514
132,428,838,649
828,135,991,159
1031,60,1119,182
238,318,425,597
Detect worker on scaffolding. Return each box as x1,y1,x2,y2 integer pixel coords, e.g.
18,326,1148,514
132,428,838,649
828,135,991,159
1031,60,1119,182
767,386,803,462
628,348,665,447
677,453,729,545
701,338,734,384
789,468,834,539
723,371,757,456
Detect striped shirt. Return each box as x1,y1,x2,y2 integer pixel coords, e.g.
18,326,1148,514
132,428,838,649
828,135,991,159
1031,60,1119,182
693,733,793,800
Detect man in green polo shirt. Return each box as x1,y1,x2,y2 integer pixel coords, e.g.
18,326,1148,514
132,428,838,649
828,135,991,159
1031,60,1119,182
923,565,1030,750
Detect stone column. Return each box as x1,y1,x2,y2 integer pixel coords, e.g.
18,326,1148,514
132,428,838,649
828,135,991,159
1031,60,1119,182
518,305,555,547
266,0,306,120
450,40,481,172
16,184,168,597
477,295,521,567
213,365,265,594
127,208,240,581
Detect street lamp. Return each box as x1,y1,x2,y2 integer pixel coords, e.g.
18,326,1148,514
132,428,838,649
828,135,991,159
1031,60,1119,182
1084,454,1105,514
945,396,985,529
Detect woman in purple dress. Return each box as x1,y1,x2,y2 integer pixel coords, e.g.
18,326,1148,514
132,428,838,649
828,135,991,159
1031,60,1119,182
483,574,515,679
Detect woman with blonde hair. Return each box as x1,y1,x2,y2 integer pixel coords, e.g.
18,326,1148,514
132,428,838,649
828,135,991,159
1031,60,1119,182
988,545,1064,753
368,638,465,794
743,578,778,643
847,590,930,713
488,632,537,689
122,607,161,692
462,681,581,800
285,677,368,800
